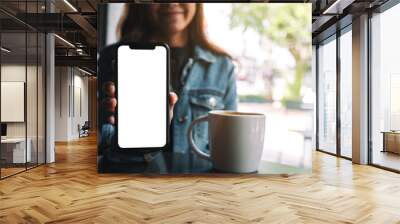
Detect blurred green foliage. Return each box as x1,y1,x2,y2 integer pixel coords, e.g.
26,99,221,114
230,4,312,104
238,94,273,103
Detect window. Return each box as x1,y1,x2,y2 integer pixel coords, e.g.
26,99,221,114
0,1,47,179
339,28,352,158
317,36,337,154
371,3,400,171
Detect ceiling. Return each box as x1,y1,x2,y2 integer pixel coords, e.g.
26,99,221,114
0,0,97,73
0,0,391,75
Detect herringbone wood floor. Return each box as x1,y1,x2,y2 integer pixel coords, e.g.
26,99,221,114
1,135,400,224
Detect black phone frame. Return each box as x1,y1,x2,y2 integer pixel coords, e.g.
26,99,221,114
115,42,170,154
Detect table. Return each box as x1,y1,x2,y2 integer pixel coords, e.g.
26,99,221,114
1,138,31,164
382,131,400,154
98,151,309,175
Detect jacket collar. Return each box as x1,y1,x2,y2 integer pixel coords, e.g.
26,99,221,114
193,45,217,63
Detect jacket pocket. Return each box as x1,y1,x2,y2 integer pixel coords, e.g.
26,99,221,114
189,90,225,151
189,90,225,111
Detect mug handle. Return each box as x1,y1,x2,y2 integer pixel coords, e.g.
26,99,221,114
187,115,211,161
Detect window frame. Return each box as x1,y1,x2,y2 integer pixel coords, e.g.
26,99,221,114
0,0,48,180
315,22,353,160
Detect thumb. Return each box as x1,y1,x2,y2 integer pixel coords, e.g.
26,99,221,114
169,92,178,106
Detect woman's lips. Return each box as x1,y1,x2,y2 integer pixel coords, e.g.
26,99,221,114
168,11,184,15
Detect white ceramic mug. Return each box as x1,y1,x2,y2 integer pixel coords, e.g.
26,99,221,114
187,111,265,173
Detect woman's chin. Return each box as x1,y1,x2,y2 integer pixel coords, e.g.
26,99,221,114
165,25,186,35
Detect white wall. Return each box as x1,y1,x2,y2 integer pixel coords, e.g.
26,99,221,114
1,65,26,141
1,64,46,163
1,65,41,137
55,67,89,141
55,66,69,141
1,65,28,142
72,73,89,138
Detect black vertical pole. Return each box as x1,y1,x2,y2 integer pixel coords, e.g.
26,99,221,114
0,19,2,179
316,44,320,151
25,0,28,171
367,11,373,165
36,0,39,167
44,0,47,164
336,28,341,157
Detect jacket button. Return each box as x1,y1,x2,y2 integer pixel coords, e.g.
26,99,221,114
178,116,187,123
208,97,217,108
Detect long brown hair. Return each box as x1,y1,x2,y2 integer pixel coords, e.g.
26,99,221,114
116,3,230,58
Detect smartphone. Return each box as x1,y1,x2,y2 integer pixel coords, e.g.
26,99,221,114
116,43,169,152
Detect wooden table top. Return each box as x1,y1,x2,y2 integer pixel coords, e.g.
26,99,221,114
1,135,400,223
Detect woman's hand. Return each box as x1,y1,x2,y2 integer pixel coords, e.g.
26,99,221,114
102,81,178,125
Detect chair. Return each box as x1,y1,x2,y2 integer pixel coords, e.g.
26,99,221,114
78,121,90,138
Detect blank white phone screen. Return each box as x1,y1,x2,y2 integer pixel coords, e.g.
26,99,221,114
117,45,167,148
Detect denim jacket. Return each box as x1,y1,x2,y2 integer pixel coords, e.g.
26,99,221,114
98,44,237,159
170,45,237,153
